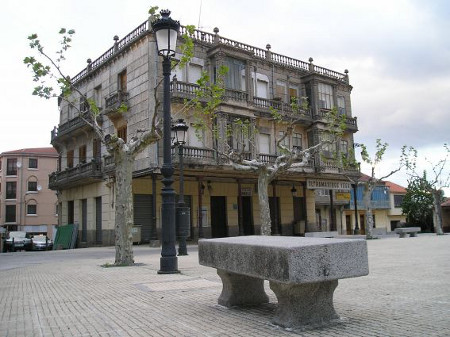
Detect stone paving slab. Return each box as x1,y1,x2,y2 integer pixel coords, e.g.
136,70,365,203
0,234,449,336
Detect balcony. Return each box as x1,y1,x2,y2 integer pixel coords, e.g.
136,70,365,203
105,90,128,114
51,112,103,145
347,199,391,210
172,146,217,166
314,109,358,131
49,160,102,190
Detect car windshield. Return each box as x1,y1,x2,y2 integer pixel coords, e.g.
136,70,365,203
32,236,48,242
9,232,27,238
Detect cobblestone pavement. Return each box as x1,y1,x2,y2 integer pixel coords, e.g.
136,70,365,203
1,234,449,337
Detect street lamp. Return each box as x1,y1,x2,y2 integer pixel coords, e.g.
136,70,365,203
152,10,180,274
172,119,190,256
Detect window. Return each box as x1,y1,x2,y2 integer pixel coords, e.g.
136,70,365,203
94,85,102,108
5,205,16,223
275,81,286,101
293,133,302,150
256,79,269,99
259,133,271,154
119,70,127,92
28,181,38,192
7,158,17,175
117,125,127,143
28,158,38,169
278,131,290,148
79,145,87,164
289,86,299,103
93,138,101,161
67,150,74,168
27,204,37,215
394,195,404,208
337,96,346,115
228,118,251,152
318,83,333,109
225,57,246,91
320,131,336,157
80,94,88,112
340,140,348,157
6,182,17,199
188,64,203,84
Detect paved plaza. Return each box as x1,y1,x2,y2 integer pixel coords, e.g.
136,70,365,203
0,234,449,336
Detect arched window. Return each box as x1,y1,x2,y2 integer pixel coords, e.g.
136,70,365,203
27,176,38,192
27,199,37,215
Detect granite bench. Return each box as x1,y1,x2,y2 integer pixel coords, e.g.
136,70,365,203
304,231,338,238
394,227,421,238
198,236,369,328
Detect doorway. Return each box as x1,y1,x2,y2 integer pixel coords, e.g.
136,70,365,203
239,196,254,235
211,196,228,238
346,215,352,235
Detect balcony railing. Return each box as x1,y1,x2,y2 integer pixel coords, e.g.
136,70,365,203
348,199,391,210
105,90,129,110
49,160,102,190
172,146,217,165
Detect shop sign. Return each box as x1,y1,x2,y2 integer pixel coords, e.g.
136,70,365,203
336,192,351,201
241,187,253,197
307,179,352,191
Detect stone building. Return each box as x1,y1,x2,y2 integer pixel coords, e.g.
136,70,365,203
49,15,359,246
0,148,58,237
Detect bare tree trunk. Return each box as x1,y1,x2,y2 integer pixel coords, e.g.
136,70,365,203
258,171,272,236
114,150,135,265
432,190,444,235
364,185,374,239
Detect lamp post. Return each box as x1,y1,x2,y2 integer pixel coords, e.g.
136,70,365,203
353,142,362,235
152,10,180,274
172,119,190,256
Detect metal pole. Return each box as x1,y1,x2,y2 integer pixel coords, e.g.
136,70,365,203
158,56,179,274
177,143,188,255
353,183,360,235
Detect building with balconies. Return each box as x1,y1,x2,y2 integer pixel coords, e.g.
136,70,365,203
344,176,407,235
49,15,360,246
0,148,58,237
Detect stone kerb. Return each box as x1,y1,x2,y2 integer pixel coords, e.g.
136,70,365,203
198,236,369,328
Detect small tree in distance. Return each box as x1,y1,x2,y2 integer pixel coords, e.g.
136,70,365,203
401,173,434,232
404,144,449,235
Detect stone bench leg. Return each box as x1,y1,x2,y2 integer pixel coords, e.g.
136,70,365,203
216,269,269,307
269,280,339,328
410,232,418,237
399,232,407,238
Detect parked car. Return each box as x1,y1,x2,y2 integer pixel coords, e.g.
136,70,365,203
5,231,32,252
31,235,53,251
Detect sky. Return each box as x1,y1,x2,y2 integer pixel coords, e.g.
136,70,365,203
1,0,449,195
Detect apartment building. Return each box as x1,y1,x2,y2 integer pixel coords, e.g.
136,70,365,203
0,148,58,237
49,15,359,246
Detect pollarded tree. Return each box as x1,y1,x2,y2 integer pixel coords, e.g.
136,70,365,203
24,8,195,265
180,69,347,236
404,144,449,235
402,173,434,231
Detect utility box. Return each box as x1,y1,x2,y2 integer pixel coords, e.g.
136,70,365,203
132,225,142,244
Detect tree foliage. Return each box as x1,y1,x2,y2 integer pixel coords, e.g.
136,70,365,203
402,173,434,231
404,144,449,235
